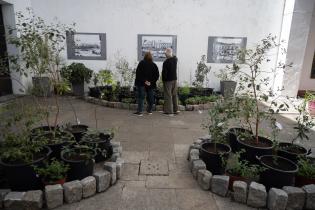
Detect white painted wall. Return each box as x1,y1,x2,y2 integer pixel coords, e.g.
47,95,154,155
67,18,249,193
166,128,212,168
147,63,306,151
6,0,287,92
298,2,315,91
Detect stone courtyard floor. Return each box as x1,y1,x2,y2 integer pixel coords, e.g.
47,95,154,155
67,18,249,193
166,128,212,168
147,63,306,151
5,96,314,210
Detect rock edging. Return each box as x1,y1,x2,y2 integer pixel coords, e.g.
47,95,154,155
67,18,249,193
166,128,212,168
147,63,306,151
188,138,315,210
1,141,124,210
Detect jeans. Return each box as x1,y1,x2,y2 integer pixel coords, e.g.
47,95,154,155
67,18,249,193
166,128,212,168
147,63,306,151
136,86,155,113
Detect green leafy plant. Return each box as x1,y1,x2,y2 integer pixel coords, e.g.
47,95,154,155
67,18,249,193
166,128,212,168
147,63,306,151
115,55,136,87
297,158,315,179
34,159,69,183
60,62,93,84
121,98,135,104
97,69,116,86
215,67,236,81
178,82,191,96
185,95,219,105
192,55,211,88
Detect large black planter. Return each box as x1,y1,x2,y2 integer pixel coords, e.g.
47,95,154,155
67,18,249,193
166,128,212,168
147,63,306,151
81,132,113,163
72,82,84,96
33,131,74,160
237,136,274,164
199,142,231,175
61,147,96,181
0,146,52,191
220,80,237,98
66,125,89,142
226,128,252,152
258,155,298,190
277,142,309,163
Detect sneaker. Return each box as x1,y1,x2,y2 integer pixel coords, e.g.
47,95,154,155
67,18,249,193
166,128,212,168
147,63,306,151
162,112,174,117
133,112,143,116
174,111,180,115
147,111,153,115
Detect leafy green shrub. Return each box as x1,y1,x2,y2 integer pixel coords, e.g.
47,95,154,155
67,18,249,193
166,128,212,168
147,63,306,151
61,63,93,84
192,55,211,88
121,98,135,104
34,159,69,182
178,83,191,96
185,95,218,105
297,158,315,179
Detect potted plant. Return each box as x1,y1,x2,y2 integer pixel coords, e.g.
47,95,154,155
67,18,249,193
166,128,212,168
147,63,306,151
34,158,69,185
305,91,315,116
295,157,315,187
192,55,212,95
178,82,191,105
225,150,264,190
201,100,231,175
216,67,237,98
81,130,114,163
61,62,93,96
61,144,96,181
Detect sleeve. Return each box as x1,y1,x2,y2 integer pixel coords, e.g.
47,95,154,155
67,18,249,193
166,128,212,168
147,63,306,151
153,64,159,82
162,61,167,81
136,61,145,82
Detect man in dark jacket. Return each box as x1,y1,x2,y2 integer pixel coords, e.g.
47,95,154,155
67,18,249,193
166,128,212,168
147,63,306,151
134,51,159,116
162,48,178,116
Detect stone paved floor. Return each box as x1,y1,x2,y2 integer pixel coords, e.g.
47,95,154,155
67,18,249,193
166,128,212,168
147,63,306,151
21,97,315,210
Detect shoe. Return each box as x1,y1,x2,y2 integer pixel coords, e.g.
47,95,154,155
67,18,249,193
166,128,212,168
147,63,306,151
147,111,153,115
133,112,143,116
174,111,180,115
162,112,174,116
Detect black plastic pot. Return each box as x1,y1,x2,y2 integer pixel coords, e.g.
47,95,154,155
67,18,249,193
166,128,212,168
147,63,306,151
226,128,252,152
66,125,89,142
61,147,96,181
277,142,309,163
33,131,74,160
72,82,84,96
237,136,274,164
258,155,298,190
30,126,56,140
199,142,231,175
0,146,52,191
220,80,237,98
81,132,113,163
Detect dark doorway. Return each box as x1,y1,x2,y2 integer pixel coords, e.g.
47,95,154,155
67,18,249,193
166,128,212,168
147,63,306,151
0,5,12,96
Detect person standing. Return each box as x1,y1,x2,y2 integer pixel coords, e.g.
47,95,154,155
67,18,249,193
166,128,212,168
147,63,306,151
134,51,159,116
162,48,178,116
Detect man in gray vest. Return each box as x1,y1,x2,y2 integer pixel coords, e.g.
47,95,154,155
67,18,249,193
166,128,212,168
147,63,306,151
162,48,178,116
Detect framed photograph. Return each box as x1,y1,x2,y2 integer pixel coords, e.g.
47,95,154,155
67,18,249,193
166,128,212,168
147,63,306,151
311,52,315,78
207,36,247,63
137,34,177,62
66,32,106,60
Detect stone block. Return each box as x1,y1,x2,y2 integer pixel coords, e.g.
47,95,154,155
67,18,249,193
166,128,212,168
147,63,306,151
3,192,26,210
199,134,211,141
101,100,109,107
247,182,267,208
233,181,247,204
129,104,138,110
178,105,185,111
63,180,83,204
189,153,200,170
211,175,229,197
111,141,121,148
267,188,288,210
45,184,63,209
302,184,315,210
187,144,200,161
104,162,117,185
113,146,123,155
283,186,305,210
0,189,10,208
197,169,212,190
194,139,203,145
185,105,193,111
93,171,111,193
192,105,199,111
113,102,122,108
23,190,43,210
116,158,124,179
81,176,96,198
198,104,204,110
191,159,206,179
121,103,130,109
155,105,163,111
110,153,120,161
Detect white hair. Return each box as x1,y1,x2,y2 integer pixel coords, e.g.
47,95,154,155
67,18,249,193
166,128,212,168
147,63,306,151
165,48,173,58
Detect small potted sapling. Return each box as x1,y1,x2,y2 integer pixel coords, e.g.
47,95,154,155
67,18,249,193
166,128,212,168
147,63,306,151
192,55,212,96
201,100,231,175
295,157,315,187
216,67,237,98
34,158,69,185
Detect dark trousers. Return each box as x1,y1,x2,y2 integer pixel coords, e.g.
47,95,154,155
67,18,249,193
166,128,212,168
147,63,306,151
163,80,178,114
136,86,154,113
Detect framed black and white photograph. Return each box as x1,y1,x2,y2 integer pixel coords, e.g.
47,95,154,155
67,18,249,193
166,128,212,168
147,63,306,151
66,32,106,60
311,52,315,78
207,36,247,63
137,34,177,61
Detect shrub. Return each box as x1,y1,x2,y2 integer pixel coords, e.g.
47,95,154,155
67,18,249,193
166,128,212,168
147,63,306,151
61,63,93,84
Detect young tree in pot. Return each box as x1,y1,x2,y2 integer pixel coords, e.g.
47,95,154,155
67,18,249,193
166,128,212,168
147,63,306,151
295,157,315,187
60,62,93,96
216,67,237,98
192,55,212,96
201,100,231,175
34,158,69,185
61,144,96,181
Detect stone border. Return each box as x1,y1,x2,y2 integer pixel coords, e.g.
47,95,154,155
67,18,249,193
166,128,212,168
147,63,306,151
83,96,215,111
1,142,123,210
188,138,315,210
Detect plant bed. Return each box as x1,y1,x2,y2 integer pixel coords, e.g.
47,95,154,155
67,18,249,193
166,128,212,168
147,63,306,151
0,146,52,191
199,142,231,175
61,145,96,181
65,124,89,142
258,155,298,190
237,136,274,164
30,126,57,140
81,130,113,162
277,142,308,163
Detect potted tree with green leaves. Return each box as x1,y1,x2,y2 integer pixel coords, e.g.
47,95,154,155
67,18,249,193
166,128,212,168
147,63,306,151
192,55,212,96
216,66,237,98
60,62,93,96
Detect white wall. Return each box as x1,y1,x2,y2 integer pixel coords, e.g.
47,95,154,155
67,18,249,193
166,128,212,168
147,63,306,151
298,2,315,91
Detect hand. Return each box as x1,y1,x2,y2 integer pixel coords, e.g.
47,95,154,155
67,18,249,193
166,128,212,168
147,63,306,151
145,81,151,86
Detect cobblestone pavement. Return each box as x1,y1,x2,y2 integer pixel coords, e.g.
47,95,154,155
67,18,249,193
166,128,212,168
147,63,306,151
38,97,314,210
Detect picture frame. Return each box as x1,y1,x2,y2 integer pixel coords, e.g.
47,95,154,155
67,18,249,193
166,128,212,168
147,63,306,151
311,52,315,78
137,34,177,62
207,36,247,63
66,32,106,60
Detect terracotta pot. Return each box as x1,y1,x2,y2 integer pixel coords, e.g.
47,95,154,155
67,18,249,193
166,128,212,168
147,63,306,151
308,101,315,116
295,175,315,187
225,170,252,190
43,178,66,186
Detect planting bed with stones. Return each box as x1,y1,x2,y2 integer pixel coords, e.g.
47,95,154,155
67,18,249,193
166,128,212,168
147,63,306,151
187,138,315,210
0,142,123,210
83,96,215,111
